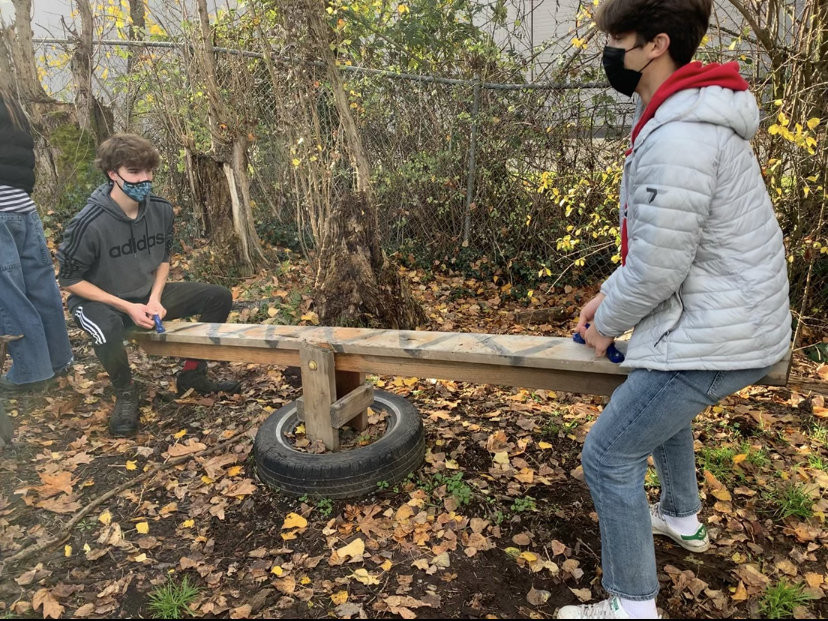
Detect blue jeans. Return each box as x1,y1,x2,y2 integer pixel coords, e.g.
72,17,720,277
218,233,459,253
581,365,772,600
0,211,73,384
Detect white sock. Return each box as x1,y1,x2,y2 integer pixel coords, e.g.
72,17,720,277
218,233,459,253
618,597,659,619
664,512,701,536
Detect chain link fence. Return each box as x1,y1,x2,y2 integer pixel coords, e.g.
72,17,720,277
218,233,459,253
33,36,827,347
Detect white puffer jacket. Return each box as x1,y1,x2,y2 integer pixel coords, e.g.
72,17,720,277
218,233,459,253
593,62,791,371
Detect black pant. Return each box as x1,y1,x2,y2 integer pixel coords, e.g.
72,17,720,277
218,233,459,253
69,282,232,390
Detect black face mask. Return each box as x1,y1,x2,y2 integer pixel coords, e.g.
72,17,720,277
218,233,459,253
602,44,654,97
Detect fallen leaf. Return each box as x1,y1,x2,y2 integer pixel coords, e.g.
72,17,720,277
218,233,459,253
227,465,243,477
223,479,257,498
775,559,798,576
65,545,72,557
174,429,187,439
282,513,308,530
136,522,149,534
98,510,112,525
202,453,239,479
431,552,450,568
74,603,96,617
34,471,76,498
805,573,824,588
15,564,46,586
230,604,252,619
335,602,364,619
36,495,82,514
493,451,510,465
711,488,732,502
273,576,296,595
550,540,567,556
336,538,365,561
33,589,64,620
126,461,137,471
159,502,178,516
519,551,538,563
570,587,592,602
166,439,208,457
538,441,553,449
527,586,551,606
381,560,392,571
133,553,147,562
181,519,195,529
562,558,584,579
351,568,380,585
731,580,749,601
331,591,349,605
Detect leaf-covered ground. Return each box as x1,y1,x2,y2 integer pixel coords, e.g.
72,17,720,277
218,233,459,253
1,254,828,620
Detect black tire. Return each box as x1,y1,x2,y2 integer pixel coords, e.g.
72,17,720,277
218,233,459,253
254,390,425,499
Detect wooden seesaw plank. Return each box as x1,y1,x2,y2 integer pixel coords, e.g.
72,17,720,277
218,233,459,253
134,322,790,396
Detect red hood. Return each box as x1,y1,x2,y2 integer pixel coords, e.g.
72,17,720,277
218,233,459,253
630,61,749,146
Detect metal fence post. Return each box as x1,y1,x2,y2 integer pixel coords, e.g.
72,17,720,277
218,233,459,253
463,73,480,247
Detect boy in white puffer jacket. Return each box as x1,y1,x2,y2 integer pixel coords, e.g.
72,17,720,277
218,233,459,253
558,0,791,619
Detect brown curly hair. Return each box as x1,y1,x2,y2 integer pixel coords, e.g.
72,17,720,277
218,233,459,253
95,133,160,175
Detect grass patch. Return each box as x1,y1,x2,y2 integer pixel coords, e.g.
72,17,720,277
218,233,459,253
739,442,770,468
759,579,812,619
765,481,815,520
810,424,828,445
148,576,200,619
698,445,737,482
808,454,828,471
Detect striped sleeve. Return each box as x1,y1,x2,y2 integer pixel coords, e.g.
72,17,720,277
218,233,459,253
0,185,36,213
57,206,103,286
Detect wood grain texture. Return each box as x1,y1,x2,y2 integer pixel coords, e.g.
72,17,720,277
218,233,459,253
300,343,338,451
336,371,368,431
134,322,791,391
330,382,374,429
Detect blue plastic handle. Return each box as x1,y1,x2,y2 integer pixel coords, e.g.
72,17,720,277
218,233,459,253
573,324,624,364
153,314,166,334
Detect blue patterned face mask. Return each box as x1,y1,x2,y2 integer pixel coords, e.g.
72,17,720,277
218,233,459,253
116,172,152,203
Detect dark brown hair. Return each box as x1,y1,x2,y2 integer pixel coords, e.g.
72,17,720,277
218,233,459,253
595,0,713,66
95,133,160,175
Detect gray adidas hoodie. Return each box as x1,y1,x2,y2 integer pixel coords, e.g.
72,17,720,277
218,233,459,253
57,183,174,308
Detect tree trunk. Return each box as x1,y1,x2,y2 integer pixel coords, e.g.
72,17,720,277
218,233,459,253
187,150,235,245
2,0,50,103
281,0,425,328
314,193,426,329
187,0,264,276
70,0,113,143
125,0,146,129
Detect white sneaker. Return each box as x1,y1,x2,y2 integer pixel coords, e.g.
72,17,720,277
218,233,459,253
650,503,710,552
557,597,631,619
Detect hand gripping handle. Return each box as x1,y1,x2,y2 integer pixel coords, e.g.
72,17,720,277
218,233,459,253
573,323,624,364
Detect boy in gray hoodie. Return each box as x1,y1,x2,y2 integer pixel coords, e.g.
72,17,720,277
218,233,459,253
58,134,240,437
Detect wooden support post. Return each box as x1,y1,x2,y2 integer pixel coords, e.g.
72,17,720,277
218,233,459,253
336,371,369,432
300,343,338,451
